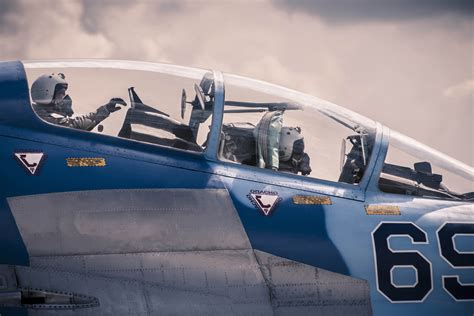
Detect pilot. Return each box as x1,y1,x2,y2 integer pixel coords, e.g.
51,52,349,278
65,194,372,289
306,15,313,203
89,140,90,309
278,127,312,175
31,73,126,131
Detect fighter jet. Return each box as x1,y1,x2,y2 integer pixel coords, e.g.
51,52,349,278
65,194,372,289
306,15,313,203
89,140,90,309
0,60,472,316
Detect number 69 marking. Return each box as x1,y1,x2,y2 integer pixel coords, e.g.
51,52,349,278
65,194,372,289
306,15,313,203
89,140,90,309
437,222,474,301
372,221,474,303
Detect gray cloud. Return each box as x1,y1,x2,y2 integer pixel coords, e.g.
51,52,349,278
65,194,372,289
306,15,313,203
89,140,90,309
156,1,182,13
0,0,21,34
0,0,17,19
80,0,182,34
274,0,474,23
80,0,135,34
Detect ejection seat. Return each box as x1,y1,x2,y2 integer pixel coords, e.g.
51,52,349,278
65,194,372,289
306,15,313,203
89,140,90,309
220,111,283,169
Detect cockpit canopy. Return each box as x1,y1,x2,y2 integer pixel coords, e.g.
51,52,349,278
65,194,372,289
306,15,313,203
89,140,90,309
23,60,473,200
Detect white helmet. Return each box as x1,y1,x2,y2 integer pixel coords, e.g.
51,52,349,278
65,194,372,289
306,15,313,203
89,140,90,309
31,73,68,105
279,127,304,162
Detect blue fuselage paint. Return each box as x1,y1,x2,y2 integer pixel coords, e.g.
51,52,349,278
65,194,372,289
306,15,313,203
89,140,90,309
1,121,350,275
221,175,351,275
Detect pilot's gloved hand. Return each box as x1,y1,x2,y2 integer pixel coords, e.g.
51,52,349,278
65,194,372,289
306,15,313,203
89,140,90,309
299,153,312,176
105,98,127,113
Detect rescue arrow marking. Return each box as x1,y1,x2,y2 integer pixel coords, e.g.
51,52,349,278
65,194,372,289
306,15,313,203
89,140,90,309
13,152,45,175
247,190,282,216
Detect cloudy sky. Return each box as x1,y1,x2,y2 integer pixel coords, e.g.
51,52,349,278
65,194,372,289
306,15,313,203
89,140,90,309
0,0,472,167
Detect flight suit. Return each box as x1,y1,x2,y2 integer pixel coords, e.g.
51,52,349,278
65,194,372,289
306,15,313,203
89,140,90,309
33,104,110,131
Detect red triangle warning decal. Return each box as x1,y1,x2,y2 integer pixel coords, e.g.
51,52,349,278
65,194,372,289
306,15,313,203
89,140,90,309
14,152,45,175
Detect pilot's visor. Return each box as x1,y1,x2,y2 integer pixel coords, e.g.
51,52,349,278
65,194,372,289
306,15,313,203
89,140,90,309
54,84,68,101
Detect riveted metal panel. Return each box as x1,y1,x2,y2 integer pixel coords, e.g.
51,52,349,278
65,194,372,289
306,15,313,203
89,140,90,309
8,189,251,256
255,250,373,316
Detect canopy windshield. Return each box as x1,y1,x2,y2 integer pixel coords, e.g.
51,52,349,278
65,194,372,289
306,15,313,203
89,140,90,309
24,60,215,153
378,130,473,200
219,73,377,185
24,60,209,80
223,73,377,135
